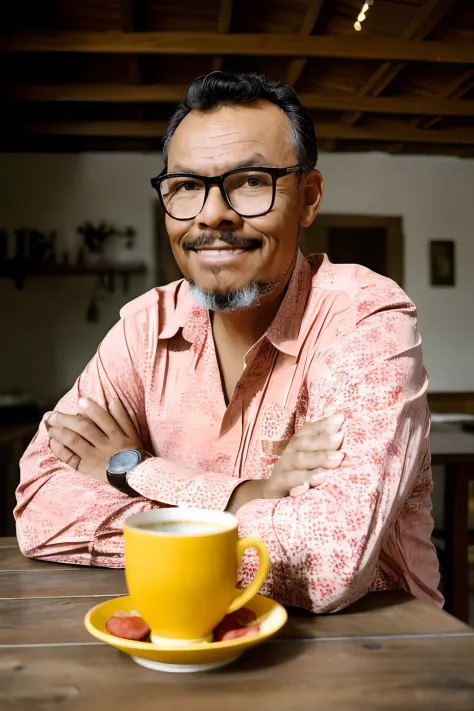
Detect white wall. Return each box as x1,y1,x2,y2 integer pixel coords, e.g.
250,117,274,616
0,153,164,405
0,151,473,405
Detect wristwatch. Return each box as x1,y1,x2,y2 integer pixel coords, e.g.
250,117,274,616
106,449,152,497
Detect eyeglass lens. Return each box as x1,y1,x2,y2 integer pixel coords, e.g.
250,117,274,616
160,170,274,219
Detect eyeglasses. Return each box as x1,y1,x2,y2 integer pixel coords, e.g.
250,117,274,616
150,165,305,221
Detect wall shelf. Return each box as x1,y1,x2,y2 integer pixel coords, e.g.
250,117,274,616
0,260,147,291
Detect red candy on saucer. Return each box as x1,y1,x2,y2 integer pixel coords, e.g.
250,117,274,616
213,608,260,642
105,607,261,643
105,613,151,641
218,624,261,642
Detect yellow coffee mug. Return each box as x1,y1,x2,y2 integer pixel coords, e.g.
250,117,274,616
123,508,270,645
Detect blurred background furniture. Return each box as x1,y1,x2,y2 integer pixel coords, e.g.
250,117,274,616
431,424,474,623
0,422,37,536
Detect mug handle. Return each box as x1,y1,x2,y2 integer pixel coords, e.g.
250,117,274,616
227,536,270,614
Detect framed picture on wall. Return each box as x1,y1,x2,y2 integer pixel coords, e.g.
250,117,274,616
430,240,456,287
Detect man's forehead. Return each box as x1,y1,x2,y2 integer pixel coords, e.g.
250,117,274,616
167,102,295,171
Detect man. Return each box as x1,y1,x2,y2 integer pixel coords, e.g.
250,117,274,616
16,72,442,613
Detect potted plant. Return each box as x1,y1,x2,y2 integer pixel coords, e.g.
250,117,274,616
77,222,137,264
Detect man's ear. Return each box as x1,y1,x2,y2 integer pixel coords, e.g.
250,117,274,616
300,169,324,228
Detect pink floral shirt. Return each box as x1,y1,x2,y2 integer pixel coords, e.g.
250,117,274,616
16,251,442,612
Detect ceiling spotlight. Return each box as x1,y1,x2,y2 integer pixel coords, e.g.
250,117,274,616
354,0,374,32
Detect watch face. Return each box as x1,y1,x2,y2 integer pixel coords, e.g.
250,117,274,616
108,449,140,474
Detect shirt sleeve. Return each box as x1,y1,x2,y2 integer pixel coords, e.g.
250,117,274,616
15,305,245,566
235,297,431,613
15,311,156,566
127,458,247,512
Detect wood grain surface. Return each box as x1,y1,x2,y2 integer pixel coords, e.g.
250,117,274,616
0,590,471,646
1,538,474,711
0,547,75,571
0,538,18,547
2,637,474,711
0,568,127,598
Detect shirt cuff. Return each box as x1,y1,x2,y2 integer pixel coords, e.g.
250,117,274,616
127,456,249,511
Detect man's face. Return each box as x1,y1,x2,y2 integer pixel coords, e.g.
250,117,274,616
165,100,322,298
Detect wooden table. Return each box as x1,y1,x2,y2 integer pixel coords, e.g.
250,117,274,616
1,539,474,710
431,425,474,622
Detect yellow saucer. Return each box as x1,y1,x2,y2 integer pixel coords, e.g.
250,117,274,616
84,592,287,673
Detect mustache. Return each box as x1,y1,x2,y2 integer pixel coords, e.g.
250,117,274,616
182,232,263,251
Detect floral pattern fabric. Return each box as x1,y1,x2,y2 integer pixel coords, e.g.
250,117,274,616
15,250,443,612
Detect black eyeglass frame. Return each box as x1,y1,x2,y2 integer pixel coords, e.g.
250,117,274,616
150,165,306,220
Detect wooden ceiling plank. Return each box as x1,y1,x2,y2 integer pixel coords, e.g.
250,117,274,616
411,70,474,128
120,0,144,116
355,62,407,99
341,0,458,126
4,84,187,102
399,0,458,40
217,0,234,35
286,0,325,87
20,121,474,145
22,121,170,137
120,0,136,33
296,93,474,116
7,83,474,117
2,32,474,63
212,0,234,72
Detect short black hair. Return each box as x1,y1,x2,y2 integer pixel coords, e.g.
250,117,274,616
163,71,318,170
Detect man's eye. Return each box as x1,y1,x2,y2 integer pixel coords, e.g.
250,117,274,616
180,182,197,192
246,177,261,188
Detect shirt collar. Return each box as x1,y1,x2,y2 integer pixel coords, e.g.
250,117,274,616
158,248,312,358
158,280,198,341
265,248,311,357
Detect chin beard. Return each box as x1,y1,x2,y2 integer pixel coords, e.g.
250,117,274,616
189,280,269,312
188,251,297,312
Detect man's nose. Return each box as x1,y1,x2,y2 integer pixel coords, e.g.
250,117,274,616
197,185,241,230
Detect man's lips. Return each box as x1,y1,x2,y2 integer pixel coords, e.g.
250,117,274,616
188,243,261,252
191,247,251,262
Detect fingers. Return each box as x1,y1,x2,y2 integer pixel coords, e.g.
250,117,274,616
78,397,126,439
108,399,140,441
285,467,327,497
49,438,81,470
293,430,344,453
294,414,345,439
288,481,310,497
45,411,106,448
285,449,344,472
46,422,93,459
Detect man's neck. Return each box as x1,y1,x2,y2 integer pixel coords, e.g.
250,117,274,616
211,268,294,353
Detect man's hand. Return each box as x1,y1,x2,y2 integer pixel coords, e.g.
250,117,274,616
263,414,345,499
226,415,345,514
44,397,143,481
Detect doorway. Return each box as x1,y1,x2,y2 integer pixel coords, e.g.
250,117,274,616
300,215,404,286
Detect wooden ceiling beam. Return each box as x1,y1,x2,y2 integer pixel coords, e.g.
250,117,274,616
1,31,474,63
286,0,325,87
341,0,458,126
7,83,474,118
120,0,144,119
19,121,474,145
387,70,474,153
213,0,234,71
4,84,188,102
398,0,458,40
412,70,474,129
